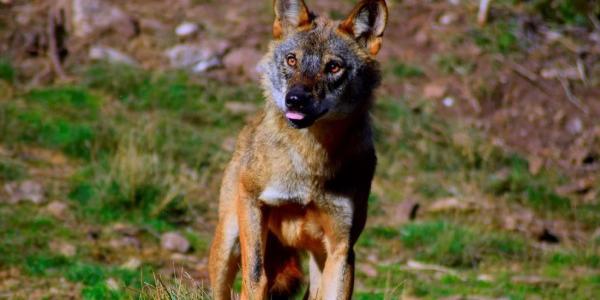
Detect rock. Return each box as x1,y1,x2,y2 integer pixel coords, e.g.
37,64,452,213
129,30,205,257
540,67,579,80
566,117,583,135
528,156,544,175
358,263,378,277
109,237,141,249
3,180,45,204
160,232,191,253
106,278,119,290
192,57,221,73
439,12,458,25
393,199,420,224
414,29,429,46
442,96,455,107
46,201,69,219
477,274,495,282
175,22,199,37
428,197,471,212
89,46,137,65
423,82,446,99
70,0,138,39
164,42,228,72
511,275,559,286
49,241,76,257
121,257,142,270
405,260,465,281
223,48,263,79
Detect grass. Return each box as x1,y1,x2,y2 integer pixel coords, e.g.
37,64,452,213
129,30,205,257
0,61,598,299
389,61,425,79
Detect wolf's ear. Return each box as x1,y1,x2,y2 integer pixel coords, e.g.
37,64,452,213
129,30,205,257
273,0,313,39
339,0,388,55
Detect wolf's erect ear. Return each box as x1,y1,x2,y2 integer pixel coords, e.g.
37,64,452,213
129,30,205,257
339,0,388,55
272,0,313,39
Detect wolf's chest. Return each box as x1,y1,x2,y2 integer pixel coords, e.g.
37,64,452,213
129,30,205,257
258,178,313,206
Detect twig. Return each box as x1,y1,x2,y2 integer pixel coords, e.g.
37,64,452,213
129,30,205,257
558,77,588,115
502,58,553,97
403,260,467,281
478,0,492,26
589,13,600,31
47,9,68,80
576,56,588,85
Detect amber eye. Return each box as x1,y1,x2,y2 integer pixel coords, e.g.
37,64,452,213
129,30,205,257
327,61,342,74
286,54,297,67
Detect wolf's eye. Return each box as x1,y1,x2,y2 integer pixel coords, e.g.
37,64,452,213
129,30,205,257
286,54,297,67
326,61,342,74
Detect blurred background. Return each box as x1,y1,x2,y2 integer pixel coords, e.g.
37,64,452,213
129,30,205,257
0,0,599,298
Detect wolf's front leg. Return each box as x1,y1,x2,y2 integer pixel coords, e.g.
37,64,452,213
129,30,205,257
208,211,240,300
320,244,355,300
237,187,269,300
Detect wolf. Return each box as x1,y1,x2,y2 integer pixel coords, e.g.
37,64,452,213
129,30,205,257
208,0,388,299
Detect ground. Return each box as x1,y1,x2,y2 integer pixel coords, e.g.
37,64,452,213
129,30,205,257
0,0,599,299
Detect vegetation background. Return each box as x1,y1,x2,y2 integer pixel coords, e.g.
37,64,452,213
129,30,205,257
0,0,599,299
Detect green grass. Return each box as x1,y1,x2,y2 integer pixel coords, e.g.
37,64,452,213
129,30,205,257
434,54,475,76
0,57,16,83
389,61,425,79
399,220,528,268
470,21,519,54
1,62,598,299
0,158,26,182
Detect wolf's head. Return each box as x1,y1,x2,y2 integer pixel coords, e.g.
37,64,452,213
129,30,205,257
261,0,388,129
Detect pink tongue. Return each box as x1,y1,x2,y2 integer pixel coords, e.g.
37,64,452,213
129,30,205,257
286,112,305,120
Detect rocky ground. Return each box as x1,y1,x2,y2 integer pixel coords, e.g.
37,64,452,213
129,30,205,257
0,0,599,299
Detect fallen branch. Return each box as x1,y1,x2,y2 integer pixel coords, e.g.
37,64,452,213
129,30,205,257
478,0,492,26
558,77,588,115
501,58,553,97
402,260,467,281
47,8,68,80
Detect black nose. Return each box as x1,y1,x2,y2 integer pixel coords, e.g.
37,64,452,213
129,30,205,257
285,86,311,110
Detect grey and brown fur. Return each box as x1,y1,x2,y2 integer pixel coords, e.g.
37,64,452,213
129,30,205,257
208,1,388,299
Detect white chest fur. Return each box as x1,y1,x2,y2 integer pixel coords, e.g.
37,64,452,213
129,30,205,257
259,178,311,206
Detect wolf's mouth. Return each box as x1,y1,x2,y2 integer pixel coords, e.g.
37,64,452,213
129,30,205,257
285,111,305,120
285,109,328,129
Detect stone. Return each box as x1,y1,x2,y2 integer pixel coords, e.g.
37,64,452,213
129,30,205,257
46,201,69,219
223,47,263,79
121,257,142,270
424,82,446,99
439,12,458,25
165,42,228,72
160,232,191,253
70,0,138,39
393,199,420,224
442,96,455,107
49,241,76,257
175,22,199,37
106,278,119,290
3,180,45,204
358,263,378,277
428,197,471,212
89,46,137,65
566,117,583,135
